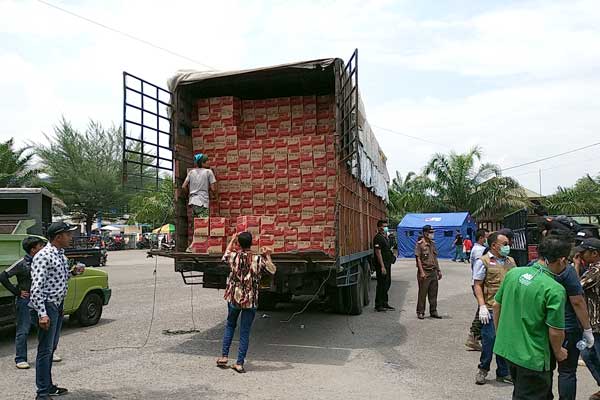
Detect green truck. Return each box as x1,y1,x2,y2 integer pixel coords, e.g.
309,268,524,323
0,188,111,327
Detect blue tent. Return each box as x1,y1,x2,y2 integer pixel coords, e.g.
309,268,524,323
397,212,477,259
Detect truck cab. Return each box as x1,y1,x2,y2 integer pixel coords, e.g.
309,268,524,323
0,188,111,327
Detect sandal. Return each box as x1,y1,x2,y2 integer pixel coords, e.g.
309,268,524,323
216,357,229,368
231,364,246,374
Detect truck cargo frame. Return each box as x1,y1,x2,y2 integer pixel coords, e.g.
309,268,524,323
126,50,388,314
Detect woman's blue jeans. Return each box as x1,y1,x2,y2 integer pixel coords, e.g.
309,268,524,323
221,303,257,365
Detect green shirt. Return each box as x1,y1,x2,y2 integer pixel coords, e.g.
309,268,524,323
493,264,566,371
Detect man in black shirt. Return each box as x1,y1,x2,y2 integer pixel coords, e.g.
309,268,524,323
373,220,395,312
0,236,47,369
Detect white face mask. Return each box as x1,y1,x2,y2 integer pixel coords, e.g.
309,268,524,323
427,233,435,239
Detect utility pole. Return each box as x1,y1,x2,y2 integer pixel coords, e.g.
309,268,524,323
539,169,542,196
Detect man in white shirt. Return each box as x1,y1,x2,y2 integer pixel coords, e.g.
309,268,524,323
183,153,217,218
465,228,489,351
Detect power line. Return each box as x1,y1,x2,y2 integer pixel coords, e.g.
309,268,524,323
371,125,446,146
502,141,600,171
36,0,217,71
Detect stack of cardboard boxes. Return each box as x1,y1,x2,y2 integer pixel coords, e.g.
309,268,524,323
188,95,337,257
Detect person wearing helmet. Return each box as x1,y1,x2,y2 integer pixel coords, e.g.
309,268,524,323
182,153,217,218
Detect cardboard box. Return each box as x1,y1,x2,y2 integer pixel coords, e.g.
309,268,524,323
263,171,276,186
300,152,313,169
263,155,276,171
273,239,286,253
193,217,210,237
276,215,289,227
277,188,290,203
255,124,268,138
314,168,328,183
315,198,327,214
314,182,327,198
310,241,324,252
208,237,225,254
289,183,302,199
298,226,312,241
313,213,326,225
284,228,297,241
311,225,324,241
237,216,260,237
286,241,298,252
301,168,315,183
209,218,228,237
259,234,275,249
290,203,303,214
288,168,302,185
301,183,314,199
253,191,265,207
327,175,336,189
261,215,276,232
300,136,312,153
301,213,314,226
263,138,276,156
289,214,302,227
298,241,311,251
189,240,209,254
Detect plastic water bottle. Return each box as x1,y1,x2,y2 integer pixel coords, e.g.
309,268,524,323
576,339,588,351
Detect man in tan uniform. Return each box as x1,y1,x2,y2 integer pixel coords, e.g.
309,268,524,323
472,232,515,385
415,225,442,320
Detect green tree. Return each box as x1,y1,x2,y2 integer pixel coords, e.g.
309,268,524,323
545,174,600,215
0,138,40,187
128,177,174,227
388,171,435,225
422,146,527,219
35,118,126,234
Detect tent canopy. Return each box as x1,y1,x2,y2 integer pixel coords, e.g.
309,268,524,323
396,212,478,259
153,224,175,234
100,225,121,231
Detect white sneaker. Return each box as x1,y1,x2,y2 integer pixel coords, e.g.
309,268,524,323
16,361,30,369
52,353,62,362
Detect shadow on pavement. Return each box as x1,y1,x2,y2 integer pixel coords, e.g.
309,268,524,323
165,278,411,368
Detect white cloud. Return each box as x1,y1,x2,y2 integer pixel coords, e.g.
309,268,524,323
388,0,600,78
371,77,600,194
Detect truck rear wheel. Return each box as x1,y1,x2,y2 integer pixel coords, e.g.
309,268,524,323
76,292,103,327
362,261,371,307
337,267,364,315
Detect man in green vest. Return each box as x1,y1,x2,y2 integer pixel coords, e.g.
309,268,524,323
493,235,569,400
472,231,515,385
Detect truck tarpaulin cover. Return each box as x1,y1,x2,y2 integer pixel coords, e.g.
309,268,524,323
168,58,389,203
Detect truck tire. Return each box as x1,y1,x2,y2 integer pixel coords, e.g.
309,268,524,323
362,261,371,307
76,293,103,327
257,292,278,311
339,267,364,315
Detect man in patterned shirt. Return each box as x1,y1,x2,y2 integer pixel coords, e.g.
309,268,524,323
30,222,83,399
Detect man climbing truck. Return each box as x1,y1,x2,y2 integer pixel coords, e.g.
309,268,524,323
123,51,390,314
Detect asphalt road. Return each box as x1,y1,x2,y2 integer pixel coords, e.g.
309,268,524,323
0,250,597,399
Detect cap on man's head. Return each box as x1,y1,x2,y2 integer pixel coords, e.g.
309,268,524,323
47,222,78,238
423,225,434,233
194,153,208,164
575,238,600,253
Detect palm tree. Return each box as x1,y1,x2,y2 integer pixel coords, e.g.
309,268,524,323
388,171,437,225
0,138,39,187
545,174,600,215
423,146,527,219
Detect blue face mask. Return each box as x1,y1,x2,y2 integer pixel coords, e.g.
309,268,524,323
500,245,511,257
383,227,389,234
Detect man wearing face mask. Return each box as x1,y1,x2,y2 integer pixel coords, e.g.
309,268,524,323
415,225,442,320
576,239,600,400
472,232,515,385
493,235,569,400
373,220,395,312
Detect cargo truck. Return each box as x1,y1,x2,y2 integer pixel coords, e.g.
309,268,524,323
122,50,389,314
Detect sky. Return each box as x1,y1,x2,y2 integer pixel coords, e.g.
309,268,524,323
1,0,599,195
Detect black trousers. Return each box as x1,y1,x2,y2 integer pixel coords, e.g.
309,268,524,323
508,361,553,400
375,263,391,308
